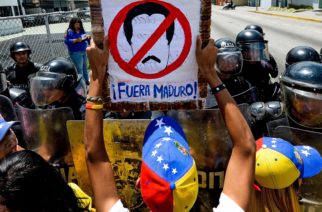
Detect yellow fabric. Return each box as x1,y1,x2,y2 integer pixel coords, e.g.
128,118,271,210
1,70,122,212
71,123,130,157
255,148,300,189
68,182,93,211
173,161,198,212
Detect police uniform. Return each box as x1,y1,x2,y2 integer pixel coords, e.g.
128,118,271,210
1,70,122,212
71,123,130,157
5,61,42,89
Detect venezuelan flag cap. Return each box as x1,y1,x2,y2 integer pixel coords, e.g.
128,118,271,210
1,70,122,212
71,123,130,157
255,137,322,189
141,116,198,212
0,114,17,142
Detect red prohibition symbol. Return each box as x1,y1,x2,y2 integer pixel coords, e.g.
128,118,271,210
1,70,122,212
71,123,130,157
108,0,192,79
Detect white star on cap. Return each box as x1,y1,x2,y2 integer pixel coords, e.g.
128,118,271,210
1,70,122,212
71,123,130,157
155,142,162,149
155,118,165,128
163,163,169,170
162,137,171,141
164,126,173,136
303,146,312,150
262,144,267,149
0,124,3,129
301,150,311,157
271,139,277,144
157,155,163,163
272,144,277,148
151,150,157,157
172,168,177,174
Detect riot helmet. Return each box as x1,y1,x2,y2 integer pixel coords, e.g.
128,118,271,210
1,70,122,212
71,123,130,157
244,24,265,36
280,61,322,129
29,57,83,107
236,29,269,62
285,46,320,68
10,42,32,59
215,38,243,76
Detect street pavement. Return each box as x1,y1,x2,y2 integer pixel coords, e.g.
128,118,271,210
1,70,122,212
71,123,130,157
211,5,322,77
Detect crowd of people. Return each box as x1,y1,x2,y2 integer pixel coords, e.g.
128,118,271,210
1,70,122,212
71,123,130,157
0,15,321,212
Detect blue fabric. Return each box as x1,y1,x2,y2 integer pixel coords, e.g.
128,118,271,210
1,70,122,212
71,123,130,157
143,116,188,149
262,137,322,179
69,51,89,82
0,116,17,141
142,116,193,183
64,29,89,52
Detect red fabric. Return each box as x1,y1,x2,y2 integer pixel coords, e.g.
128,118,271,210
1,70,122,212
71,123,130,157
140,162,173,212
256,137,263,151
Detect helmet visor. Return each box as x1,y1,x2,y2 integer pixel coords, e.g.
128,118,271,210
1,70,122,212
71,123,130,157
239,42,269,62
29,72,66,106
283,85,322,129
216,48,243,76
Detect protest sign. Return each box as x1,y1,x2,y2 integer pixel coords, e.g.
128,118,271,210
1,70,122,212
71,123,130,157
89,0,211,111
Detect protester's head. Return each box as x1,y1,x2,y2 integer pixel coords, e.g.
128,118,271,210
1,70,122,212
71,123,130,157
250,137,322,212
29,57,82,107
123,2,175,74
0,150,81,211
140,116,198,212
10,42,31,65
0,115,18,159
68,17,85,33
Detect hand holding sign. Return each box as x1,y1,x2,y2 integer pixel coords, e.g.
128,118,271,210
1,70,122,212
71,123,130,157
86,36,109,86
196,36,218,80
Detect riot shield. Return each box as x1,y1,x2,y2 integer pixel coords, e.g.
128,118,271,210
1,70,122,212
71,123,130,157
67,104,251,212
271,126,322,211
16,104,75,169
0,95,17,121
67,119,150,211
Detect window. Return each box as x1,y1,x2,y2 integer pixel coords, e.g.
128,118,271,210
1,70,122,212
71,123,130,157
0,6,13,17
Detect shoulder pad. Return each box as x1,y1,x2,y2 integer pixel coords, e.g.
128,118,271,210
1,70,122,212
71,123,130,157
250,102,266,121
265,101,283,119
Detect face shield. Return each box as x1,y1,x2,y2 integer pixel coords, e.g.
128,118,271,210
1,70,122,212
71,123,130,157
29,72,66,107
282,85,322,129
239,41,269,62
216,48,243,76
74,78,87,97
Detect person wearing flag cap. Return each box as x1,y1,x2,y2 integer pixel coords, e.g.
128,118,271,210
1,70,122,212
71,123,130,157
249,137,322,212
0,114,23,159
84,35,255,211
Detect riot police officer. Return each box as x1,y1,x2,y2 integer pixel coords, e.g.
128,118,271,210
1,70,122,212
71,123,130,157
280,61,322,130
285,46,321,68
28,57,86,120
205,38,258,108
250,61,322,139
244,24,265,36
5,42,42,88
244,24,279,79
236,29,279,101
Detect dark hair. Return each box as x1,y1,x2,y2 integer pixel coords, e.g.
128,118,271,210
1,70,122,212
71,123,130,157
68,17,85,33
0,150,81,212
123,2,175,45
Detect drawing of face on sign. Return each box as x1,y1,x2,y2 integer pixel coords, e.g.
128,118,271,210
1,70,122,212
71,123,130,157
123,2,175,75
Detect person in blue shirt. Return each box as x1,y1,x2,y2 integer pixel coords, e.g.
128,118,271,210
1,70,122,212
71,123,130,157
64,17,90,85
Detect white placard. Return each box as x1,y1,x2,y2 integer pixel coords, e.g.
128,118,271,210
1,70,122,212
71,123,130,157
102,0,200,103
